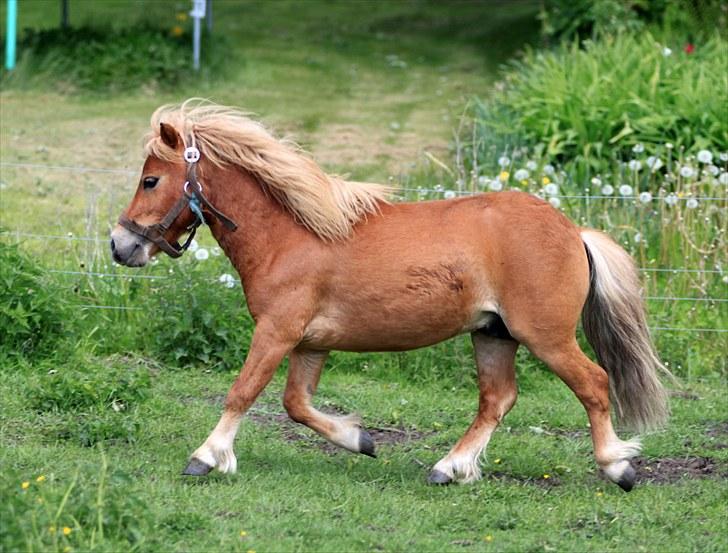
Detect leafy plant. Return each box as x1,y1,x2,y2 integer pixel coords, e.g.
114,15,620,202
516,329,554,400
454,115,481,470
0,240,71,359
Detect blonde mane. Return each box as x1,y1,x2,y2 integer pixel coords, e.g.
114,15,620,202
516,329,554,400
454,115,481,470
145,99,390,241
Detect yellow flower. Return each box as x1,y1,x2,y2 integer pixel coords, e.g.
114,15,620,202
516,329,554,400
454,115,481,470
63,547,71,553
543,474,550,479
493,458,501,464
247,550,256,553
499,171,510,181
36,475,46,482
239,531,248,538
171,25,184,37
49,525,56,534
596,491,604,497
21,481,30,490
484,535,494,542
542,176,551,185
520,179,528,185
176,12,189,22
63,527,72,536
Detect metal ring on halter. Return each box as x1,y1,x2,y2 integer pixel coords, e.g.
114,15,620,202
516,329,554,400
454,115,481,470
184,180,203,195
184,146,201,163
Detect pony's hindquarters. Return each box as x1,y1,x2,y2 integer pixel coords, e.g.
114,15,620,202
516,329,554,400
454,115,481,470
580,229,669,432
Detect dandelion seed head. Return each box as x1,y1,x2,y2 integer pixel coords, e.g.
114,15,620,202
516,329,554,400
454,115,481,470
194,248,209,261
686,198,698,209
632,143,645,154
696,149,713,164
544,183,558,196
634,232,642,243
719,152,728,162
219,273,236,288
548,197,561,208
665,193,679,206
719,172,728,185
526,160,537,171
707,165,719,176
477,175,489,186
211,246,222,257
443,190,456,199
601,184,614,196
679,166,695,178
489,180,503,192
187,239,199,252
628,160,642,172
619,184,633,196
590,177,602,186
497,156,510,168
514,169,529,181
543,164,555,176
639,191,653,203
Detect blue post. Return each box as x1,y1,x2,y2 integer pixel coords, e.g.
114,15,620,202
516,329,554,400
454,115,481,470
5,0,17,70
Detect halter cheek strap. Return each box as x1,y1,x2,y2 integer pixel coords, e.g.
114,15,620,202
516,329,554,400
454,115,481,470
118,142,238,258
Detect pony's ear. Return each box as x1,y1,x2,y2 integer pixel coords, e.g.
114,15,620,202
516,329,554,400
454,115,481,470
159,122,180,150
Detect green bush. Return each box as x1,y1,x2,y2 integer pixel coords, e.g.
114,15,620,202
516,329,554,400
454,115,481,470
0,241,71,360
142,251,253,370
472,32,727,161
2,23,227,92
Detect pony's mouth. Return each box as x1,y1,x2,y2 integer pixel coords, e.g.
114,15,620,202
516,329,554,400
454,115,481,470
110,229,151,267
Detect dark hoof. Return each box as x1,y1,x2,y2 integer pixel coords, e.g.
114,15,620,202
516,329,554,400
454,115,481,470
182,457,213,476
359,430,377,458
427,469,453,485
616,463,636,492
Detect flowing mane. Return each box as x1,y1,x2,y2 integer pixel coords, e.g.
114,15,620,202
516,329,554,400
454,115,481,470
144,99,390,241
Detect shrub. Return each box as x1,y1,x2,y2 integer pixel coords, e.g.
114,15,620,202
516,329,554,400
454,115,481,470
0,241,71,359
141,249,253,370
2,23,228,93
472,32,727,161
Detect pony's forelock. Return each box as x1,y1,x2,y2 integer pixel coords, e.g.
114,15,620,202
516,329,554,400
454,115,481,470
143,99,390,241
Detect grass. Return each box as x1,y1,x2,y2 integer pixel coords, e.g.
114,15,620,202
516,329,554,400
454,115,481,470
3,357,727,552
1,1,727,551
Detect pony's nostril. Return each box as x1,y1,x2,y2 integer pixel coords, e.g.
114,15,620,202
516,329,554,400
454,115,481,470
110,239,116,252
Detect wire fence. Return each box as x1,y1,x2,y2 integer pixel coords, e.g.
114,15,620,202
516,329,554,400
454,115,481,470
2,159,726,334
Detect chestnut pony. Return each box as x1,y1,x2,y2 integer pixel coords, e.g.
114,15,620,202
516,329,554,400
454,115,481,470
112,101,668,491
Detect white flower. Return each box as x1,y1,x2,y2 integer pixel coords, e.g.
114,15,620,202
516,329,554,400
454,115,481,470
662,46,672,57
628,159,642,172
389,121,401,130
720,152,728,162
632,143,645,154
590,177,602,186
477,175,489,186
219,273,236,288
707,165,720,176
665,143,674,149
489,180,503,191
543,164,555,176
443,190,456,199
526,160,537,171
665,193,678,206
634,232,642,243
544,183,559,196
679,166,695,178
188,239,199,252
194,248,209,261
601,184,614,196
696,149,713,164
548,197,561,208
211,246,222,257
719,172,728,185
639,191,653,203
498,156,510,168
646,156,663,171
686,198,699,209
619,184,633,196
514,169,529,181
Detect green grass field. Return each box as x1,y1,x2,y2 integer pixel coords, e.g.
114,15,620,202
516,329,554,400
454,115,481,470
1,2,727,552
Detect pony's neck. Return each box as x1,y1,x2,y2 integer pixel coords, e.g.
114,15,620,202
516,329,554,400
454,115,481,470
201,163,313,299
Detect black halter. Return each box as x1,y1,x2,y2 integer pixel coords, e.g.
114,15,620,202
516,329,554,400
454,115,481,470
118,144,238,258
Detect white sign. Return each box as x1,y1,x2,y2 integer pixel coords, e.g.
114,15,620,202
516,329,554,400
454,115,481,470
190,0,206,18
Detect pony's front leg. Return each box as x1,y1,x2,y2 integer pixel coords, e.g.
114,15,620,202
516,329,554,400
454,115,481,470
283,348,376,456
183,320,295,476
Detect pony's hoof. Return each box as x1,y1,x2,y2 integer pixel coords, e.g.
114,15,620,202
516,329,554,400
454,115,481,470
427,469,453,485
182,457,213,476
359,430,377,458
616,462,636,492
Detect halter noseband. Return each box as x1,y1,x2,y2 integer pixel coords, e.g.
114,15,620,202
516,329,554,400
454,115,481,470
118,143,238,258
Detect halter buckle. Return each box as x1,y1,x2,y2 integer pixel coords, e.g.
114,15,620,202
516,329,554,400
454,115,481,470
184,146,201,163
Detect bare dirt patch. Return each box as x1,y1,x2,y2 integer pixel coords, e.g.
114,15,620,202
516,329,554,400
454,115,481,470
245,405,430,454
632,456,726,484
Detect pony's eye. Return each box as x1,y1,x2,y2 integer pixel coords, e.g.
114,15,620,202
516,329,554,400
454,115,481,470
143,176,159,190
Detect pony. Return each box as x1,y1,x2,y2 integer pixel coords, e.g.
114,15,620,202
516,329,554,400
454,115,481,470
111,100,668,490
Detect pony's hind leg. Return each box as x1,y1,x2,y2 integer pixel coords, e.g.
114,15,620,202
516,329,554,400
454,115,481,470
531,338,641,491
429,330,518,485
283,348,377,457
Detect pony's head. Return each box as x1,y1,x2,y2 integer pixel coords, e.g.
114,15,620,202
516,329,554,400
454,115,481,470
111,121,197,267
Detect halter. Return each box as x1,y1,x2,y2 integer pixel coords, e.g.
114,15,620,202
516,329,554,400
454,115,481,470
118,141,238,258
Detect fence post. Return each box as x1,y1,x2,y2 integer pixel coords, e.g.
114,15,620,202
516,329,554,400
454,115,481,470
5,0,17,70
190,0,206,71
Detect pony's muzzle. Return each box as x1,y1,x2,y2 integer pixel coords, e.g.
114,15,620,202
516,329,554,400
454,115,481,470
110,226,150,267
